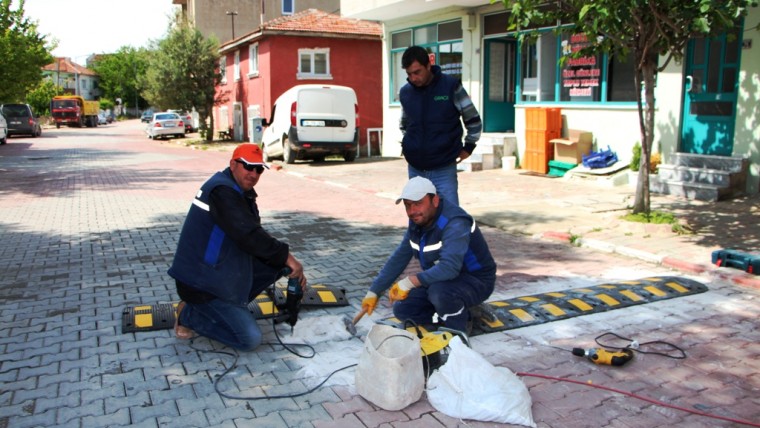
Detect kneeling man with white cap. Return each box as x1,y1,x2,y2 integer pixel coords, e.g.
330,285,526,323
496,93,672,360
362,177,496,333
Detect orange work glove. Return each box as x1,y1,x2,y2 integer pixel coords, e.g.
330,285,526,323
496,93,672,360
388,277,414,304
361,291,378,315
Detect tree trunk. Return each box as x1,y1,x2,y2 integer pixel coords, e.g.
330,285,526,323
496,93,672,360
206,110,215,142
632,54,658,215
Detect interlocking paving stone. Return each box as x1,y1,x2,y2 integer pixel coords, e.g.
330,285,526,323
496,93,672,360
1,127,758,427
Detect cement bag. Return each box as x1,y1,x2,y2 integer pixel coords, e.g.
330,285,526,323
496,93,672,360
355,324,424,410
426,337,536,427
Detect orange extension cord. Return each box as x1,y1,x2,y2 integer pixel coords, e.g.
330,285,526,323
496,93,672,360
517,372,760,427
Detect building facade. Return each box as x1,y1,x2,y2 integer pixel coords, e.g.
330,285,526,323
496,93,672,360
215,9,383,153
41,58,100,101
174,0,341,44
343,0,760,195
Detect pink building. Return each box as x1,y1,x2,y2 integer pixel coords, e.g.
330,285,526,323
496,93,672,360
215,9,383,156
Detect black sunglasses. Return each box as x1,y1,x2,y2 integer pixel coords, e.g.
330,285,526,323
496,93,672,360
235,160,265,174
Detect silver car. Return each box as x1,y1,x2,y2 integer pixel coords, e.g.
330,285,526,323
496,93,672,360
0,113,7,144
146,112,185,140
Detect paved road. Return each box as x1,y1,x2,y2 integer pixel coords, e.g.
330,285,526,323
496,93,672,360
0,121,758,427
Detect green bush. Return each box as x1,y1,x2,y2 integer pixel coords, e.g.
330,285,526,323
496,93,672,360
630,142,641,171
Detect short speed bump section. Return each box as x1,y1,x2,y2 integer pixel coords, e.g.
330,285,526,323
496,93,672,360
472,276,707,335
122,303,177,333
122,284,348,334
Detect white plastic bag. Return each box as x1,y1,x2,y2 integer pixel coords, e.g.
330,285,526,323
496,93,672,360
426,337,537,427
355,324,424,410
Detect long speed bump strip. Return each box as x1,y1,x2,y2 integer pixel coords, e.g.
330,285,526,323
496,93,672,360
122,284,347,333
381,276,707,337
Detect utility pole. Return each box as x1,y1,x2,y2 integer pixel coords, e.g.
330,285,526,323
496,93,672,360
226,11,238,40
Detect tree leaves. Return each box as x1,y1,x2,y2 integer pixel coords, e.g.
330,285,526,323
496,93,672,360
0,0,54,103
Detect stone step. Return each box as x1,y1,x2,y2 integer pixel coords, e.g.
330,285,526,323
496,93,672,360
458,133,518,172
650,176,733,202
657,164,734,187
670,152,746,172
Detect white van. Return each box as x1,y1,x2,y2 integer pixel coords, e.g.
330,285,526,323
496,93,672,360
261,84,359,163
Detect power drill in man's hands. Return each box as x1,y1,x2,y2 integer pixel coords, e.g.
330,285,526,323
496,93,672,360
572,347,634,366
282,268,303,334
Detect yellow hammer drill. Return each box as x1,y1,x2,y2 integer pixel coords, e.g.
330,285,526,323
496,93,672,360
572,347,634,366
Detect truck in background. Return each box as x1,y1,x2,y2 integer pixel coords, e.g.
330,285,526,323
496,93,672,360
50,95,100,128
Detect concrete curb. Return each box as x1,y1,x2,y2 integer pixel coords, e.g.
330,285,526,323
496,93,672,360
538,231,760,290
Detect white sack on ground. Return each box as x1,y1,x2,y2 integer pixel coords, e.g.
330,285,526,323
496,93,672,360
426,337,537,427
355,324,424,410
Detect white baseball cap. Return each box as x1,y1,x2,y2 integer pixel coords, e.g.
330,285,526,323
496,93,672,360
395,176,437,204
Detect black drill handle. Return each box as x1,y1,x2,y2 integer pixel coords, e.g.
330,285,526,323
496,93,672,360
281,267,303,327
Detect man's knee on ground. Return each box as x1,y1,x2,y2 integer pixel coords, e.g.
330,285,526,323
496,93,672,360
234,332,262,352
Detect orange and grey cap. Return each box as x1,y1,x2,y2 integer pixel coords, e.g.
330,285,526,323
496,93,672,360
232,143,269,169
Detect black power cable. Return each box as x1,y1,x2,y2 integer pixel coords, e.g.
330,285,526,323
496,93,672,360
188,270,358,401
594,332,687,359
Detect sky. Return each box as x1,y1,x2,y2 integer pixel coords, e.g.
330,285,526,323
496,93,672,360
19,0,178,62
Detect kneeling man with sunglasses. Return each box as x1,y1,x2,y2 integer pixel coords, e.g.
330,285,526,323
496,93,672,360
168,143,307,350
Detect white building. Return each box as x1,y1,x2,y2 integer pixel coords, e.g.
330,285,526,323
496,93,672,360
343,1,760,198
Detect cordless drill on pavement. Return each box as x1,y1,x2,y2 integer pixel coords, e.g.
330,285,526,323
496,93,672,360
572,347,634,366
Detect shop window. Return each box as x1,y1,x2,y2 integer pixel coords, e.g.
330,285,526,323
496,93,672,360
390,20,463,103
559,33,600,102
607,52,637,101
520,33,557,102
518,30,637,103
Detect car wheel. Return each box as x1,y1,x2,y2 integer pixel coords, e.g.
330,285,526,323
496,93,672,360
343,151,357,162
282,136,295,164
36,127,41,137
56,123,60,129
0,137,6,145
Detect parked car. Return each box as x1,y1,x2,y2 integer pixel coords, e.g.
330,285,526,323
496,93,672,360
0,113,7,144
261,85,359,163
0,103,41,138
146,112,185,140
140,110,154,123
168,109,196,133
98,112,108,125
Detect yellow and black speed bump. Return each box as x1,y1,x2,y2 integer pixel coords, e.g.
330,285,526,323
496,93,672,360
122,284,347,333
122,303,178,334
382,276,707,337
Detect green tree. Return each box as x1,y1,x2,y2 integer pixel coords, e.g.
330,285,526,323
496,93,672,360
26,79,62,116
142,18,226,140
497,0,754,214
0,0,54,103
90,46,150,115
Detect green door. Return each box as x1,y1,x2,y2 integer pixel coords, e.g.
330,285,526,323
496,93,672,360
681,28,742,156
483,39,516,132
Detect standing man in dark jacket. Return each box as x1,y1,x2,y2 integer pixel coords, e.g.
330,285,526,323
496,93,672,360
399,45,482,206
168,143,306,351
361,177,496,333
